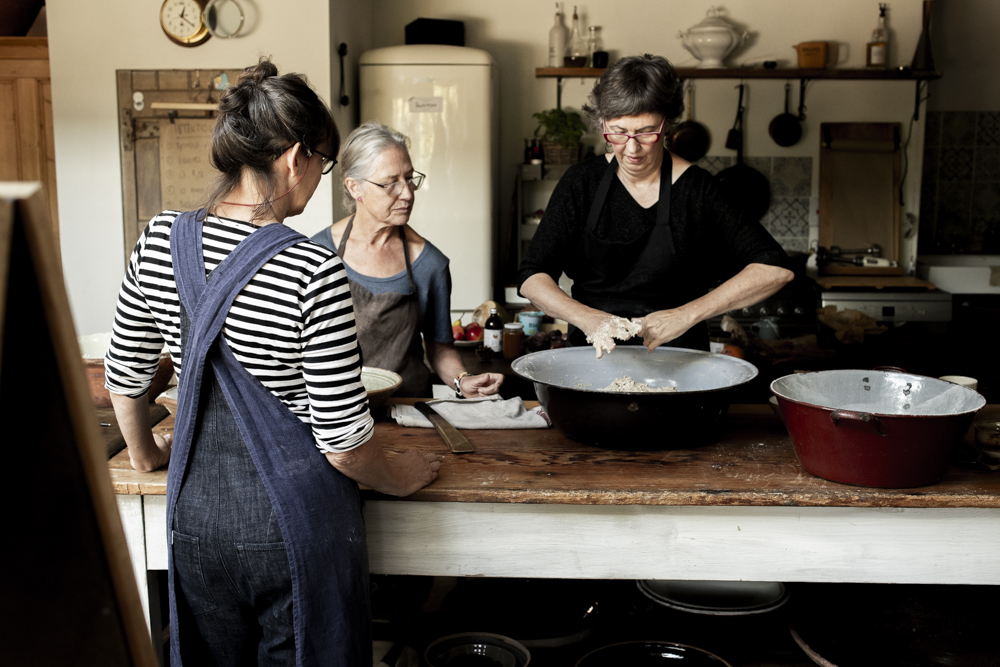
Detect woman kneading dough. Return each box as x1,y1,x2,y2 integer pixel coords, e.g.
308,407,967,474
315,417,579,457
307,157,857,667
518,54,793,358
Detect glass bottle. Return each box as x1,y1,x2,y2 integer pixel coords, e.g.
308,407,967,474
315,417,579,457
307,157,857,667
587,26,603,68
484,308,504,353
866,3,888,69
565,6,587,67
503,322,525,360
547,3,567,67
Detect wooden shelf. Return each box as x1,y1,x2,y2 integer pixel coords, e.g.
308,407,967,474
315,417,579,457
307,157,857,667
536,66,942,81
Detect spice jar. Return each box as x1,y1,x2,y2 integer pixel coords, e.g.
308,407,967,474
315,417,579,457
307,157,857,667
503,322,525,360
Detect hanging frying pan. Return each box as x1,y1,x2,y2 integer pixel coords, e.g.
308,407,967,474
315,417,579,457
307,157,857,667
769,82,802,147
715,84,771,222
669,81,711,162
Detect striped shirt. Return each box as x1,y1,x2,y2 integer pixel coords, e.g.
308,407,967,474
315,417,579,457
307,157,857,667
104,211,373,453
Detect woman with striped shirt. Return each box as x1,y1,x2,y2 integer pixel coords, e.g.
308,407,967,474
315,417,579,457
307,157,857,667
105,58,438,666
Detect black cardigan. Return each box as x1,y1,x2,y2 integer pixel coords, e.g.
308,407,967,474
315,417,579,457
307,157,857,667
517,155,787,300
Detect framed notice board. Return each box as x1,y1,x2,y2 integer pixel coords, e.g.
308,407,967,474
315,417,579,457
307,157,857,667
116,68,240,264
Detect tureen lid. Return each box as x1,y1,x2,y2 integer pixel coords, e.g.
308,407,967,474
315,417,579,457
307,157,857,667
686,6,738,33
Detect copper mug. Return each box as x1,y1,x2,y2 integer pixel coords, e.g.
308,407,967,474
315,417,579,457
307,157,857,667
793,42,848,68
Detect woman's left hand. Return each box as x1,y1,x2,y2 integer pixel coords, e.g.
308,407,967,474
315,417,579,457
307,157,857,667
460,372,505,398
639,307,696,351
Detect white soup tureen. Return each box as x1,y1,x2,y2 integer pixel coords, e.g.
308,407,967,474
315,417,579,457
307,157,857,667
678,7,748,69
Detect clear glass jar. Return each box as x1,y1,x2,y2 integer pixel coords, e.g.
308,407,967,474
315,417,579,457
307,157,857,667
503,322,525,360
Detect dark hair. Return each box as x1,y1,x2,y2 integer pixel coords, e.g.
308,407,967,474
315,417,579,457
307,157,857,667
582,54,684,131
204,57,339,222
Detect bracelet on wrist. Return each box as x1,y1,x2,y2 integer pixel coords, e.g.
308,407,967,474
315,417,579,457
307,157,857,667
454,371,471,398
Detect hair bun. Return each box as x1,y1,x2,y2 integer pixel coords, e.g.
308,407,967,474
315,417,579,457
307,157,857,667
238,57,279,86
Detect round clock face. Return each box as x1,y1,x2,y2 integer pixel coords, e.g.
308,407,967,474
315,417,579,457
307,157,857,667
160,0,210,46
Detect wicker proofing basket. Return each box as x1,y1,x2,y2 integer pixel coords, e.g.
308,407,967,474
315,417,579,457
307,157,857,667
542,141,580,165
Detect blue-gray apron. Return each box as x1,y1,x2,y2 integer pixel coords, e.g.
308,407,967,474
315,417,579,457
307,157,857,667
167,210,371,666
569,154,709,351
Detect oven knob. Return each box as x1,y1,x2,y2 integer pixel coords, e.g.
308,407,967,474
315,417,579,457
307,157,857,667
742,307,753,316
759,307,770,317
776,307,787,317
794,307,805,316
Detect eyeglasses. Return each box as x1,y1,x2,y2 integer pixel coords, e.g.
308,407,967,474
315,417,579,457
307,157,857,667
364,171,426,198
271,144,338,175
602,118,666,145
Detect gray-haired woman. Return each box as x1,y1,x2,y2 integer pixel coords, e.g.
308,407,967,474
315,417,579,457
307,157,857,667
518,54,793,357
311,121,503,398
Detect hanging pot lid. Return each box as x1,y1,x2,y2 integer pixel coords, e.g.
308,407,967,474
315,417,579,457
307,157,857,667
637,580,789,616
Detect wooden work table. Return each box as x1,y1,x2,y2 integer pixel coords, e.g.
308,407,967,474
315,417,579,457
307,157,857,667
111,401,1000,649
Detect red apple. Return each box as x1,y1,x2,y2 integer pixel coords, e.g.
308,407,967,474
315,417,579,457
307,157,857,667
464,322,483,341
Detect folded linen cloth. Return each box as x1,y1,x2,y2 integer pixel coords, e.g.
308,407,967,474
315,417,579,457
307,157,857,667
389,395,551,429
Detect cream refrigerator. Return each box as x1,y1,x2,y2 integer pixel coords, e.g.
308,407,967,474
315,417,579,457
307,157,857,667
359,45,498,312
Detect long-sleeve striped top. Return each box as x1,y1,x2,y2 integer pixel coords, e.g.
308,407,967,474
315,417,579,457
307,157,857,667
104,211,373,453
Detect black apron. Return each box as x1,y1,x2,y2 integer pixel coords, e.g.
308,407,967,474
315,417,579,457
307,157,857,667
336,217,431,397
569,154,709,350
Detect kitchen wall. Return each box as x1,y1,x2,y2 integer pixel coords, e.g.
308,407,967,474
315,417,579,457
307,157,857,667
918,0,1000,254
370,0,928,277
46,0,369,336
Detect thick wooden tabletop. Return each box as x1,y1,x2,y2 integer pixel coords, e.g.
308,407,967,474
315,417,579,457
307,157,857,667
108,402,1000,508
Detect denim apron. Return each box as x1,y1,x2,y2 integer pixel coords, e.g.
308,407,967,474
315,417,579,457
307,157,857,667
335,216,431,397
569,154,709,351
167,210,371,666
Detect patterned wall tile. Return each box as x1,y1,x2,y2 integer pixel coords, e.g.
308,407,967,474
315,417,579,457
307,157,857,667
976,112,1000,147
921,145,939,185
771,157,812,196
744,156,771,179
920,177,937,226
937,181,972,229
942,111,977,146
939,146,975,181
767,197,810,237
974,147,1000,182
696,155,732,176
924,112,942,147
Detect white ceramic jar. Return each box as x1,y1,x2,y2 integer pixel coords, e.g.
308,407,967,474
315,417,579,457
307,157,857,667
678,7,748,69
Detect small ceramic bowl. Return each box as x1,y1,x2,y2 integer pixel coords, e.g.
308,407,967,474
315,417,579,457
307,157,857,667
361,367,403,412
975,422,1000,458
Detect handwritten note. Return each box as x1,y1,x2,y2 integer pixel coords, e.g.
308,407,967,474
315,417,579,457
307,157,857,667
159,119,219,212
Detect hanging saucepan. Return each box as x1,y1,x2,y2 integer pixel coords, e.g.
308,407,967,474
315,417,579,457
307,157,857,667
715,84,771,221
669,81,711,162
768,82,802,147
772,369,986,488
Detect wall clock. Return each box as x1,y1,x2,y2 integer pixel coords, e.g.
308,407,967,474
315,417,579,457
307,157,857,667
160,0,211,47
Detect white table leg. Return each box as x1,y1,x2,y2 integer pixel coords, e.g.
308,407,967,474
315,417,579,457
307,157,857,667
116,495,149,626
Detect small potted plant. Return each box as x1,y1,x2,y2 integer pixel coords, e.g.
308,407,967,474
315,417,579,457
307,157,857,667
532,108,588,164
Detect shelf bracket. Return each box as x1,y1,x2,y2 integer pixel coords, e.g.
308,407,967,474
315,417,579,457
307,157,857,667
798,78,809,120
556,75,564,110
914,80,922,121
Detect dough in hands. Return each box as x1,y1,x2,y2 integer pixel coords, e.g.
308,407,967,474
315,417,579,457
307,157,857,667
586,316,644,359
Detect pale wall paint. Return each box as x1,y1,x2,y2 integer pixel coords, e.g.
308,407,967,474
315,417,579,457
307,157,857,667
372,0,931,277
47,0,338,335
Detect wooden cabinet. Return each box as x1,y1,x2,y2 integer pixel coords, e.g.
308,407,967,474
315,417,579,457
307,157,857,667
0,37,58,244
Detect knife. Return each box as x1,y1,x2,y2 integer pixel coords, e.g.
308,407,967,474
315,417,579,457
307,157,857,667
413,401,474,454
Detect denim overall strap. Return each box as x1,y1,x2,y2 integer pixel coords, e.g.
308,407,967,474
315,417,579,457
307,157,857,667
168,212,371,666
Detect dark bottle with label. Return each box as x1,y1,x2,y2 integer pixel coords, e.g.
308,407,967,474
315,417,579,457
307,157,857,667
484,308,504,353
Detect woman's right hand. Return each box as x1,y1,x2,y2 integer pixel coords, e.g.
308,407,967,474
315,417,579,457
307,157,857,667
388,450,442,496
325,442,441,497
